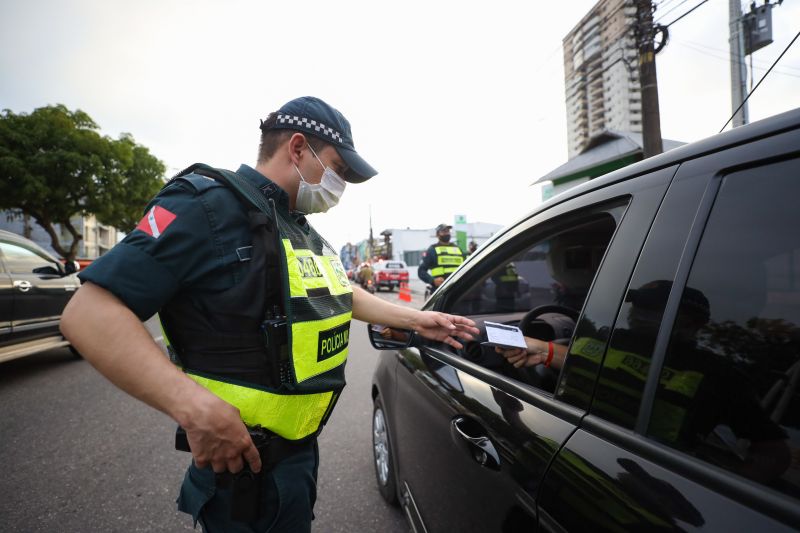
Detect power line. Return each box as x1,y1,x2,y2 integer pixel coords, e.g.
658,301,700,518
654,0,692,23
720,28,800,132
676,41,800,78
656,0,682,12
663,0,710,27
680,39,800,73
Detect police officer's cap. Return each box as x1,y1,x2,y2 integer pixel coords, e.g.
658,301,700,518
435,223,452,233
261,96,377,184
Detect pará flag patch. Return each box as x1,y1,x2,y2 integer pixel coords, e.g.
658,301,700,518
135,206,177,238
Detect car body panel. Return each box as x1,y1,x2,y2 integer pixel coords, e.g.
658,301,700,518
0,230,80,355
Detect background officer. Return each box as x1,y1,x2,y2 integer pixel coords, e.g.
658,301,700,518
60,96,478,532
418,223,466,290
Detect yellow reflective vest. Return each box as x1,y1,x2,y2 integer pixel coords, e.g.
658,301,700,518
430,244,465,277
161,165,352,441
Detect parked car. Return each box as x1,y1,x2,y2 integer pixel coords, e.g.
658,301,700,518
373,260,409,292
0,230,82,363
369,108,800,531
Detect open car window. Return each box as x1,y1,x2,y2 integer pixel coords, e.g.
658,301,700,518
444,205,624,393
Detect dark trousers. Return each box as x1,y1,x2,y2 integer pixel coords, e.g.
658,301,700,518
177,441,319,533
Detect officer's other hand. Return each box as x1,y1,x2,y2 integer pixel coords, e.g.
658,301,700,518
183,393,262,474
410,311,479,350
433,277,445,287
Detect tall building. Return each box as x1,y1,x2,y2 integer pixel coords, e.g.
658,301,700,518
564,0,641,158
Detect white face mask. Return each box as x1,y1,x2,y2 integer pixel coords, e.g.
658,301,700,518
293,145,346,214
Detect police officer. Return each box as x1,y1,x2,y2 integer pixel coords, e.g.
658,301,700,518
418,223,466,290
60,96,478,532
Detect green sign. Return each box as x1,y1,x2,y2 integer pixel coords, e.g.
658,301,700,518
454,214,467,225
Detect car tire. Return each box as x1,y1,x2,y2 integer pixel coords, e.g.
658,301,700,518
372,396,398,505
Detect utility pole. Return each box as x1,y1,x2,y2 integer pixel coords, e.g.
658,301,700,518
635,0,663,157
729,0,749,126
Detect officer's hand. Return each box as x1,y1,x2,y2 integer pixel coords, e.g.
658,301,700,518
410,311,479,350
183,393,262,474
433,277,445,287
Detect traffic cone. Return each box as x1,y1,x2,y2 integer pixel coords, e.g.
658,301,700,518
398,282,412,302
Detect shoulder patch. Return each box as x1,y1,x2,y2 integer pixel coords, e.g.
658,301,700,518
173,173,225,194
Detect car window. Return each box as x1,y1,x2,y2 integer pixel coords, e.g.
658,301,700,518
447,205,623,393
646,159,800,500
0,242,58,274
451,216,615,317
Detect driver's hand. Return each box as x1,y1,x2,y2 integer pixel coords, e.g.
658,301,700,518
495,337,549,368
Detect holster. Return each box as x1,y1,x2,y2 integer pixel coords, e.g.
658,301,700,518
175,426,315,523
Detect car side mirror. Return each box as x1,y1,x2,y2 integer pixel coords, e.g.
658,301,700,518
33,265,61,276
367,324,415,350
63,261,80,275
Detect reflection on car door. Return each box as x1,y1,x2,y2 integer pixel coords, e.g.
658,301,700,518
391,345,581,532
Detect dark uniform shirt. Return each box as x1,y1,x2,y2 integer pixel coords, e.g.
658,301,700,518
79,164,292,320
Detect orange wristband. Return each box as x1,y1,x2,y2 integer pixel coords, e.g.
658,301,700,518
544,342,554,367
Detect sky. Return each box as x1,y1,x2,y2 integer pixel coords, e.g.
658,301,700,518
2,0,799,252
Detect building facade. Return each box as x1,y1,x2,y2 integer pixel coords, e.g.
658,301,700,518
564,0,641,158
0,211,117,259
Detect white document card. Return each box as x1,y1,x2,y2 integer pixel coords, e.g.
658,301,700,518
483,321,527,349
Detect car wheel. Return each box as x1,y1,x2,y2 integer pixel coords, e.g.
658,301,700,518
373,396,398,505
68,345,83,359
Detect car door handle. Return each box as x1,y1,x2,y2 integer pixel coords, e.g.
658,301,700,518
452,417,501,470
13,280,32,292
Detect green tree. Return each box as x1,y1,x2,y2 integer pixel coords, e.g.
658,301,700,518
0,105,166,261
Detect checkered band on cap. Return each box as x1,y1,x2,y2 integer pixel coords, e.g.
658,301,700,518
276,114,343,144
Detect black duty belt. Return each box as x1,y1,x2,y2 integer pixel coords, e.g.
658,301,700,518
174,425,315,475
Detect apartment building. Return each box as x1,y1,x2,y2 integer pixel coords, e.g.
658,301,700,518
564,0,642,158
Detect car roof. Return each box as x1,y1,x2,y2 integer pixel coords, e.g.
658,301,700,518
0,229,59,260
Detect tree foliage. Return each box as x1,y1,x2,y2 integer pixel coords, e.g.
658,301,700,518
0,105,166,260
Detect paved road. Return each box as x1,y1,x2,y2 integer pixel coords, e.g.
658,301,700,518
0,285,426,532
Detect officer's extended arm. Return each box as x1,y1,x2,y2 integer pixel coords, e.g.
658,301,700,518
351,286,478,349
60,282,262,474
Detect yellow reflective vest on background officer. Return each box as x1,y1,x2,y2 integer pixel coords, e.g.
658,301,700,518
418,242,465,286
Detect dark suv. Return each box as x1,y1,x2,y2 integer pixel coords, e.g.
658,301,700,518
369,108,800,531
0,229,81,363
